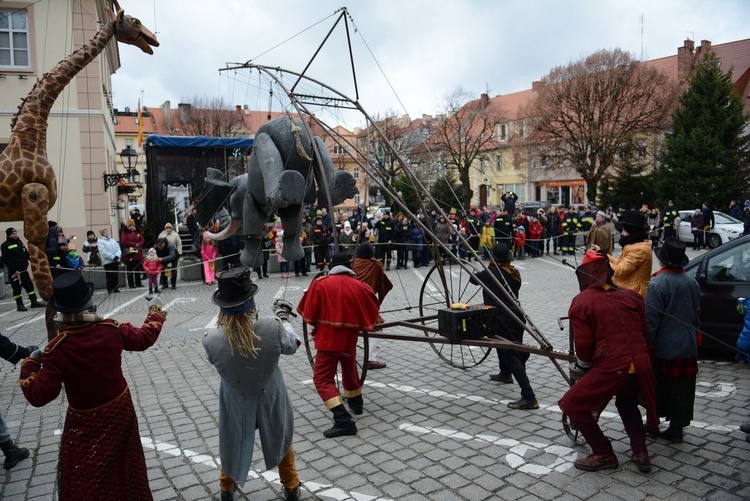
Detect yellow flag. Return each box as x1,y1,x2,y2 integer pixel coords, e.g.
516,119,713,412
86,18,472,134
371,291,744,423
137,99,144,148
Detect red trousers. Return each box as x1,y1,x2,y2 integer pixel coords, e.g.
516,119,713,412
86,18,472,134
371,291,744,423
313,347,362,409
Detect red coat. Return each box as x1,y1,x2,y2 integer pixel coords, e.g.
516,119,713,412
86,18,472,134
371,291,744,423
120,228,145,262
297,272,380,351
529,221,543,240
558,281,658,428
20,310,166,410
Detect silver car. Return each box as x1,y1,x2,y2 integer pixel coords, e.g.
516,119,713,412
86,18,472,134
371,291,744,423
677,210,744,248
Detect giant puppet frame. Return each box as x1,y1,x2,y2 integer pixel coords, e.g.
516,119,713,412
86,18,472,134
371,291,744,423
217,8,583,443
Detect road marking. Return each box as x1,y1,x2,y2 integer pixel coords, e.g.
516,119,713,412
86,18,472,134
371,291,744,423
695,381,736,398
52,430,392,499
299,379,736,434
102,291,150,318
274,286,303,300
163,297,197,310
399,423,576,475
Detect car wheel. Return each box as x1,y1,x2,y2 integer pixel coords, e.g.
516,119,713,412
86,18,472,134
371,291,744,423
709,233,722,249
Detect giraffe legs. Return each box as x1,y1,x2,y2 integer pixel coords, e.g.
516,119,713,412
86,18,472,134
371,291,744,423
21,184,57,341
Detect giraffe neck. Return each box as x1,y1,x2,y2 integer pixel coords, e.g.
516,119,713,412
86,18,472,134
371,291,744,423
10,20,116,151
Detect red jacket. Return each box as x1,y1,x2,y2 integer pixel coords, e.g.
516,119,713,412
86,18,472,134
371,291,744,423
297,272,380,351
529,221,543,240
20,310,166,410
142,258,163,276
120,228,145,262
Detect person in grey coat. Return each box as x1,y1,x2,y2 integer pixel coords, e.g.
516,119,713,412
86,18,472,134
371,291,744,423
645,238,700,444
203,267,302,501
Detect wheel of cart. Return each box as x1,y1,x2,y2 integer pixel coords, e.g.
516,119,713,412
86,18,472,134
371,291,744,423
418,258,492,368
558,316,586,445
303,323,370,385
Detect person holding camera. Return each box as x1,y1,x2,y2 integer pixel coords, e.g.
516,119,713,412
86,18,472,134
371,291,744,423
98,228,122,293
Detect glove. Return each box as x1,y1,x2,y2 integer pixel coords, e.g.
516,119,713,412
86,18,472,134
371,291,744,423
29,349,42,361
113,256,119,262
6,344,38,365
273,299,298,322
147,296,167,318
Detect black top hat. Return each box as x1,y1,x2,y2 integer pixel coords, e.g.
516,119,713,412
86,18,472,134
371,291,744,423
50,273,95,313
656,238,689,268
329,252,352,268
616,210,648,232
211,267,259,308
491,243,511,262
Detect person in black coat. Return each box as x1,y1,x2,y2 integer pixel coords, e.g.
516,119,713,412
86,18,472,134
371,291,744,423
155,238,178,289
470,243,537,410
0,332,35,468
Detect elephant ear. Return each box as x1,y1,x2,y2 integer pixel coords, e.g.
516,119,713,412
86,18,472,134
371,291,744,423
196,170,234,227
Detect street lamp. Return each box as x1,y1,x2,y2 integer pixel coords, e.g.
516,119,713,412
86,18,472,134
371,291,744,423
103,145,141,191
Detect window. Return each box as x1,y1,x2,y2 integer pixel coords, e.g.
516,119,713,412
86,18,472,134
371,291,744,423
333,144,346,155
354,194,361,204
496,155,503,171
0,9,30,69
517,122,524,137
353,167,360,180
499,124,507,141
134,118,140,125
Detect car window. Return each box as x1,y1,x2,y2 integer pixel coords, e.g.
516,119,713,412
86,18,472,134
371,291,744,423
714,213,738,224
680,213,692,223
706,242,750,283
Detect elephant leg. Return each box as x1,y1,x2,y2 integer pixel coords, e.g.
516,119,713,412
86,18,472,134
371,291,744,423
278,205,304,262
329,169,359,207
241,191,270,269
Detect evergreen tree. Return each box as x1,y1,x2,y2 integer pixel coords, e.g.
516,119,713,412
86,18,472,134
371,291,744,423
656,51,750,209
430,171,465,213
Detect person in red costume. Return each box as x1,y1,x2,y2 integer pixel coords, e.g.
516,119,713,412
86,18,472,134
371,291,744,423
297,252,380,438
19,272,168,499
558,249,657,474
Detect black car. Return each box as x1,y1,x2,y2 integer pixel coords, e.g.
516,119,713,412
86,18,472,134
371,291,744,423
685,233,750,354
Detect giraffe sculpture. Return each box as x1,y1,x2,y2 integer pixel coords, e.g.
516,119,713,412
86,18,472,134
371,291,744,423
0,4,158,339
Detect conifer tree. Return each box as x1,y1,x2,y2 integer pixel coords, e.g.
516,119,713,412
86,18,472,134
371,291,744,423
656,51,749,209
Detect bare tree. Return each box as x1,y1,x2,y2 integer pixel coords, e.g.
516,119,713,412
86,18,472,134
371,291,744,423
177,96,246,137
430,88,505,210
360,111,415,188
521,49,677,203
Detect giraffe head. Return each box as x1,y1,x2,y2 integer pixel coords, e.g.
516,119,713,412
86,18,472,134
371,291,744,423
114,9,159,55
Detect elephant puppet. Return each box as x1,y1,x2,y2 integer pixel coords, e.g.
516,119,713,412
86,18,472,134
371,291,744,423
196,116,358,268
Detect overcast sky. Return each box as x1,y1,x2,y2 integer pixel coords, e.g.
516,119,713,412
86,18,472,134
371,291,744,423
111,0,750,129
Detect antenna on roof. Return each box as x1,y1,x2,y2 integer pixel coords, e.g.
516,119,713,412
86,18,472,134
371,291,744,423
640,14,644,60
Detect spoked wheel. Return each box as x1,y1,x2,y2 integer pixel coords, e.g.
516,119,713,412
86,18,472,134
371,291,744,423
302,323,369,384
562,413,586,445
418,258,492,368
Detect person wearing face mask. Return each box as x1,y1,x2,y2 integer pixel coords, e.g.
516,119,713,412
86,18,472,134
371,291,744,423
65,244,84,271
598,210,652,298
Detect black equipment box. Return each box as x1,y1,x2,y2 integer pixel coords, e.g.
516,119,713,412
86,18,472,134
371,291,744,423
437,306,497,344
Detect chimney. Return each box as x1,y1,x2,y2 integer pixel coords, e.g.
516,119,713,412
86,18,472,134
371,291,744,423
697,39,712,55
532,80,541,92
677,39,695,84
480,93,489,108
243,104,249,110
236,105,242,118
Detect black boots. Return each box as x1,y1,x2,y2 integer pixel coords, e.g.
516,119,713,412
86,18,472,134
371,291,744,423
347,395,363,415
284,485,300,501
15,298,27,312
323,404,357,438
1,440,29,469
29,299,44,308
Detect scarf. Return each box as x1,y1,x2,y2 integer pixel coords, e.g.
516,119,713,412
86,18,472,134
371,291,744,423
55,311,103,324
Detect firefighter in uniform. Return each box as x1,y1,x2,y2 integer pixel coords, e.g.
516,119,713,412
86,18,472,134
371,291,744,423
493,208,514,249
662,200,679,240
374,212,396,270
561,206,582,255
465,209,482,261
580,205,596,250
1,228,45,312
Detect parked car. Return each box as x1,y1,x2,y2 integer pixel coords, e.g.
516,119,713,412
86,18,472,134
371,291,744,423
677,210,744,249
684,234,750,354
518,201,549,213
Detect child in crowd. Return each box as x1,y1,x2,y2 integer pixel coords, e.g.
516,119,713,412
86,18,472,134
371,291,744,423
276,229,289,278
481,219,495,260
201,232,217,285
513,226,526,260
142,248,163,294
65,244,85,271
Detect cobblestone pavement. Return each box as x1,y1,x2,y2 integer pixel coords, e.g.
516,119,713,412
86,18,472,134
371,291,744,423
0,247,748,500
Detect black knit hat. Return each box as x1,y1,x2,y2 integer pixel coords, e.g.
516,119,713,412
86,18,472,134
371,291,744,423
5,227,16,237
355,242,374,259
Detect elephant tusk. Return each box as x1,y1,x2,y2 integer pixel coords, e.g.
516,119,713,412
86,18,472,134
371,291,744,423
206,219,242,241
